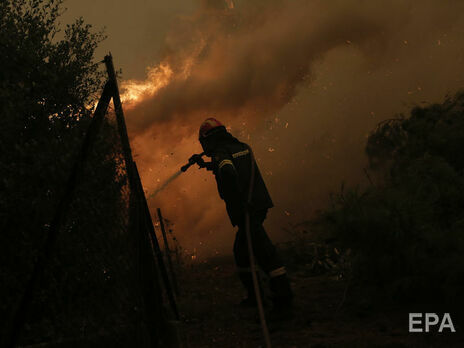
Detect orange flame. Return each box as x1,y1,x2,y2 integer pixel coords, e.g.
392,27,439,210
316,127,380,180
120,63,173,105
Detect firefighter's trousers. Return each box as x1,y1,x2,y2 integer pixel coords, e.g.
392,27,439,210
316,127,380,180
234,210,293,306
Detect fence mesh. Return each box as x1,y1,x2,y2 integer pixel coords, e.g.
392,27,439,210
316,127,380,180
2,108,167,347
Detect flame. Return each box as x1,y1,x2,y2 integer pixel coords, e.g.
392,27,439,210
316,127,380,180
120,63,173,105
119,32,210,110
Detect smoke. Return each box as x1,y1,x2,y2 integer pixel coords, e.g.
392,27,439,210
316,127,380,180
122,0,464,258
125,0,384,132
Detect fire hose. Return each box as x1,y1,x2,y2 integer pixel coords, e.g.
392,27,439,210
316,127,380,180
181,150,272,347
245,146,272,348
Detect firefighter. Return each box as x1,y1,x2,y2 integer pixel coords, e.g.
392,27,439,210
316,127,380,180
193,117,293,318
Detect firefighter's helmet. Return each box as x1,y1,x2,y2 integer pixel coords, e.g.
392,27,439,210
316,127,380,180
199,118,224,139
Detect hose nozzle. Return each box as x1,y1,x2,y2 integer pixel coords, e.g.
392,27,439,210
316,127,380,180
180,163,192,172
180,152,205,172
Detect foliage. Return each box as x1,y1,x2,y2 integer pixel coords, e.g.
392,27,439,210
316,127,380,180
0,1,140,344
318,92,464,309
278,223,351,278
0,0,106,234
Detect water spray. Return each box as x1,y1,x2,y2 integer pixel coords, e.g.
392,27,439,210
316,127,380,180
149,152,206,199
149,171,183,199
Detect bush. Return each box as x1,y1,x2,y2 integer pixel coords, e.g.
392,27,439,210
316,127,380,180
318,92,464,309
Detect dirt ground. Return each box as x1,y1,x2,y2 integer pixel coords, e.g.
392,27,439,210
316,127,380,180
176,255,463,348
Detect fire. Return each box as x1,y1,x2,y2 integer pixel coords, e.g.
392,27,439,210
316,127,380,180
120,63,173,105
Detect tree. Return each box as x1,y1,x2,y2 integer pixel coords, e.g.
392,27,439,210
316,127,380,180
0,1,133,344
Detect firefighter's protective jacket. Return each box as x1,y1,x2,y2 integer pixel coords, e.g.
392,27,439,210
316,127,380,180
210,135,273,226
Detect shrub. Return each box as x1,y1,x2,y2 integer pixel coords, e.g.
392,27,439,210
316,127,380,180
319,92,464,309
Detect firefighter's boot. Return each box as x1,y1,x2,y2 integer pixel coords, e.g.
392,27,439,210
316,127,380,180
269,271,294,321
238,271,263,307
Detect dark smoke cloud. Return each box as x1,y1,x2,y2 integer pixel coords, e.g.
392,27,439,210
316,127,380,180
124,0,464,258
126,0,385,133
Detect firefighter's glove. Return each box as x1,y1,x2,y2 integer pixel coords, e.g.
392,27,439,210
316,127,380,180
189,153,203,165
187,153,210,170
202,162,214,171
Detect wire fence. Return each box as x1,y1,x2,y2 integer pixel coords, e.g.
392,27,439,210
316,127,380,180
2,56,178,348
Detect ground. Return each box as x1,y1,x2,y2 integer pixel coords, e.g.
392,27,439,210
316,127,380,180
177,255,463,348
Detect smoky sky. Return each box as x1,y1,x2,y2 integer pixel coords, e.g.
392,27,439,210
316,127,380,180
61,0,196,79
125,0,385,133
65,0,464,258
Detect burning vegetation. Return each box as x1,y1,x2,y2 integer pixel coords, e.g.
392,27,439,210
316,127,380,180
117,0,464,258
